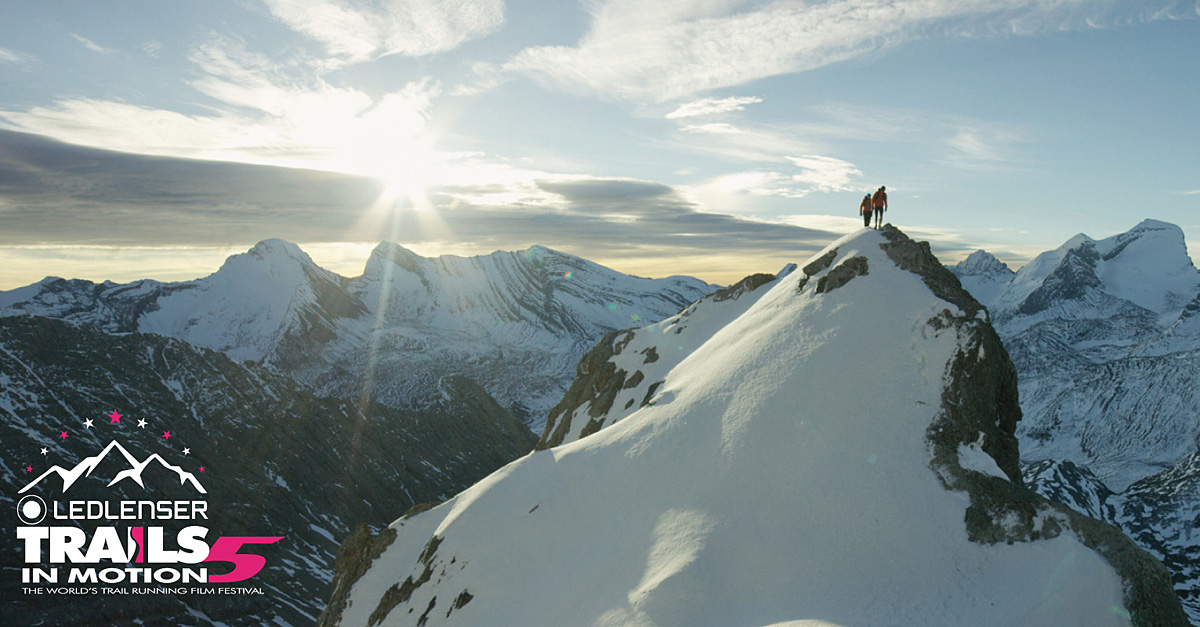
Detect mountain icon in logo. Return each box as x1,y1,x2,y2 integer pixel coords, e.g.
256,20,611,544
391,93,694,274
19,439,206,494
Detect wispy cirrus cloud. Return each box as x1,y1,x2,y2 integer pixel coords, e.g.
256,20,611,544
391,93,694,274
0,47,35,69
70,34,113,54
502,0,1195,102
261,0,506,63
0,36,441,177
666,96,762,119
680,123,743,135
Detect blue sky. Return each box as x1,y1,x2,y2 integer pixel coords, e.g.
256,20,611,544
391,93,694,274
0,0,1197,288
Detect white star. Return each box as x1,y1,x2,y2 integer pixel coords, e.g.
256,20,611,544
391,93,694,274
182,447,191,456
137,418,148,429
40,447,48,456
83,418,94,429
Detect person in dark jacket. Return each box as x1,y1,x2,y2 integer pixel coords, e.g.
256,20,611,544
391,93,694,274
872,186,887,229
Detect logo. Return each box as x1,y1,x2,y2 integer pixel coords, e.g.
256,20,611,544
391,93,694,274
15,410,283,595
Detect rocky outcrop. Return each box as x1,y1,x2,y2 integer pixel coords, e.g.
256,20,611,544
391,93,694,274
877,227,1188,626
316,525,399,627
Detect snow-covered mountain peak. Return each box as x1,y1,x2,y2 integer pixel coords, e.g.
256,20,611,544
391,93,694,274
979,221,1200,327
215,238,328,280
955,250,1015,277
321,226,1186,627
364,241,424,272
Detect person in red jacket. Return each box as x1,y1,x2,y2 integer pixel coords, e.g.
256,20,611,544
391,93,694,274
859,193,873,228
872,186,887,229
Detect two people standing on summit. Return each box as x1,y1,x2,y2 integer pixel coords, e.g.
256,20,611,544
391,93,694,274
859,186,887,229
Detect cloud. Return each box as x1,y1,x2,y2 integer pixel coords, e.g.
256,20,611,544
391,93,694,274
785,155,862,193
503,0,1193,102
680,123,743,135
70,34,112,54
666,96,762,119
0,130,840,286
683,155,863,207
537,178,675,203
0,47,34,69
0,36,441,176
261,0,506,63
141,40,164,59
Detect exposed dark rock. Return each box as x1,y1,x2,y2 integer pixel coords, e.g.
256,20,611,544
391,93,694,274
802,249,838,277
446,589,473,618
537,330,628,449
641,381,663,408
316,525,398,627
711,273,776,302
814,256,869,294
416,596,437,626
1017,243,1102,315
580,417,606,439
403,502,444,520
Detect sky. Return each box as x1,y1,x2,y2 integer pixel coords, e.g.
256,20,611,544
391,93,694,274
0,0,1198,289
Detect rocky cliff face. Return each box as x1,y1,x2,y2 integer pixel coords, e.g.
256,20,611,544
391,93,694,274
320,226,1185,627
0,316,535,627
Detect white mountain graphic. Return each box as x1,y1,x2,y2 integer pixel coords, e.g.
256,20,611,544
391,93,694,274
19,439,206,494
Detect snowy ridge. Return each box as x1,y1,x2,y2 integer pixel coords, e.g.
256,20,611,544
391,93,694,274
321,227,1184,627
538,272,781,448
0,241,714,426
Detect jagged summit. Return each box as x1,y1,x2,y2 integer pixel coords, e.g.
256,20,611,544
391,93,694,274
963,220,1200,328
955,249,1014,277
319,226,1184,627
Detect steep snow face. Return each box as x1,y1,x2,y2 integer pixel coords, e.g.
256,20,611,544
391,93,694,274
320,243,712,420
328,228,1167,627
0,241,713,425
140,239,352,362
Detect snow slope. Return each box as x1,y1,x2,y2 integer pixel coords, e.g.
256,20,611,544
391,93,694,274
321,227,1183,627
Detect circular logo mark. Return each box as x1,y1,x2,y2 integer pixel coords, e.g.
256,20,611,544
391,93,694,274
17,495,47,525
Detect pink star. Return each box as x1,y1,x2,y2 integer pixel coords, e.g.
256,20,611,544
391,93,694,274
25,465,32,472
162,430,172,440
199,466,206,472
59,431,68,440
107,411,123,425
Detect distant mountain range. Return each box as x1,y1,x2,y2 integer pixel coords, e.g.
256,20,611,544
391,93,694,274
950,218,1200,620
0,242,711,627
0,241,714,427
